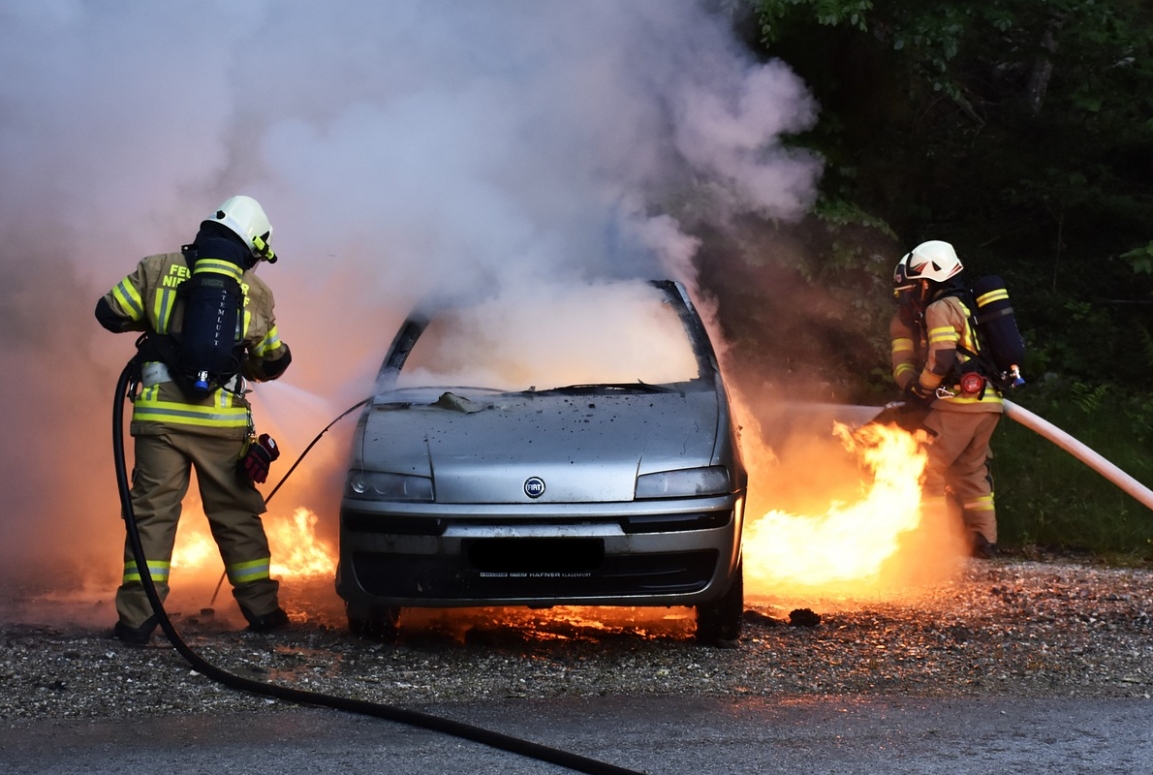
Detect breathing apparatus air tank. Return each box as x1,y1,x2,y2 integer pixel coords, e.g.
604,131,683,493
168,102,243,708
178,247,245,395
171,196,275,396
971,274,1026,388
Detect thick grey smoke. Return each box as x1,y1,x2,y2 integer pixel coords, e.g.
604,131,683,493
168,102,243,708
0,1,819,595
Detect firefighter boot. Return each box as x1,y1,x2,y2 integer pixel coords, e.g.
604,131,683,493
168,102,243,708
971,532,997,560
242,606,290,632
112,616,158,647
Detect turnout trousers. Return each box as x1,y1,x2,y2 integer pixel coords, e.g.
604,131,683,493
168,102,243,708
921,410,1001,544
116,433,281,628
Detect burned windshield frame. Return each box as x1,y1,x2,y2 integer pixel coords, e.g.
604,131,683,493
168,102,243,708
373,280,717,395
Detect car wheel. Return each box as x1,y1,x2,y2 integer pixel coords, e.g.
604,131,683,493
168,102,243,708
347,603,402,642
694,559,743,648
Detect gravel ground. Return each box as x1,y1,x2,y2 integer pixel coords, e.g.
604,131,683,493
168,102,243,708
2,556,1152,723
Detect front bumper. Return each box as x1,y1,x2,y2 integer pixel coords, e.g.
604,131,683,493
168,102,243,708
336,495,743,608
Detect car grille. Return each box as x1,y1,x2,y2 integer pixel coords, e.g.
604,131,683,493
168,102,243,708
342,510,732,536
351,548,719,599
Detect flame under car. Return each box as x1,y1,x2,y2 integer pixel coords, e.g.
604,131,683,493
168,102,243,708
335,279,746,646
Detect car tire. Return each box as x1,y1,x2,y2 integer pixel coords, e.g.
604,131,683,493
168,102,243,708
347,603,402,642
694,559,743,648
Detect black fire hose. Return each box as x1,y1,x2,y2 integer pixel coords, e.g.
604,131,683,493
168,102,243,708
112,361,648,775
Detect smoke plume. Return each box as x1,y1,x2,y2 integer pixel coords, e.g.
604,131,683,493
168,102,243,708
0,1,820,601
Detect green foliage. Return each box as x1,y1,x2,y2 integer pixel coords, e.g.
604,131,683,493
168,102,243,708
995,382,1153,558
758,0,873,42
1069,380,1110,416
749,0,1153,262
1137,325,1153,374
1121,242,1153,274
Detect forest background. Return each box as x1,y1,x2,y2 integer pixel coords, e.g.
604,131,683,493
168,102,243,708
693,0,1153,560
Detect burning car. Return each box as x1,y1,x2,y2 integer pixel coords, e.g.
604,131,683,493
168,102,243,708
335,279,746,646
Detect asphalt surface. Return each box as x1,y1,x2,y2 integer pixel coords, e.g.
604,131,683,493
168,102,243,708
3,693,1151,774
4,559,1153,775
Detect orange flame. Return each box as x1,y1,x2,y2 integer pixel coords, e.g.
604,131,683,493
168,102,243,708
171,506,336,581
171,528,218,573
744,421,941,599
268,507,337,579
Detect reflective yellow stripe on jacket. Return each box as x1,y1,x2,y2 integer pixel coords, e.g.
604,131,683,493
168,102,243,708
927,324,958,347
132,385,250,429
153,287,178,334
111,279,145,322
253,325,281,358
940,390,1003,407
891,335,916,385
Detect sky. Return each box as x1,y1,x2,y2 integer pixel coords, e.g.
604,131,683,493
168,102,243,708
0,0,822,595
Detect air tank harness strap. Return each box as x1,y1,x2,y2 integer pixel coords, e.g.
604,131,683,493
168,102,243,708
124,335,148,403
139,360,244,393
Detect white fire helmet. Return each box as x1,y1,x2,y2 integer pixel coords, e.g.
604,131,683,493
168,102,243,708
206,195,276,263
901,240,962,283
893,254,913,290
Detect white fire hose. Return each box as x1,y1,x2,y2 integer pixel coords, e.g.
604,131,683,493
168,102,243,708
1002,399,1153,512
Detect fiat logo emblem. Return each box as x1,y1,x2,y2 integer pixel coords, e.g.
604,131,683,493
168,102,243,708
524,476,546,499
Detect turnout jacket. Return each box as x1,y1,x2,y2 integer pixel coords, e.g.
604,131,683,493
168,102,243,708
98,251,291,438
889,294,1002,414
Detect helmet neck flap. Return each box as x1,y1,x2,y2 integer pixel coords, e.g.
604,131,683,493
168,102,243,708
186,221,255,270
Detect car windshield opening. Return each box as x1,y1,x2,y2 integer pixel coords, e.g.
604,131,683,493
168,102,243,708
396,282,703,392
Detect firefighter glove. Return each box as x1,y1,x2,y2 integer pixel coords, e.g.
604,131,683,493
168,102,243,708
901,381,935,408
242,433,280,484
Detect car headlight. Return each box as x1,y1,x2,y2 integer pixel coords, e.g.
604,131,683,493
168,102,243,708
635,466,730,499
345,469,434,501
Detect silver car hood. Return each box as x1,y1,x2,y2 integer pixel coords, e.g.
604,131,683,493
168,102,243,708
358,389,721,504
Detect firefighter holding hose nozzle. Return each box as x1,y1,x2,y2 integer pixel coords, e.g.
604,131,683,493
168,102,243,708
96,195,294,645
889,240,1003,559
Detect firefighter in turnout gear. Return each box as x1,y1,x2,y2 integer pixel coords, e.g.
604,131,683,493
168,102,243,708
890,240,1003,559
96,195,294,644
